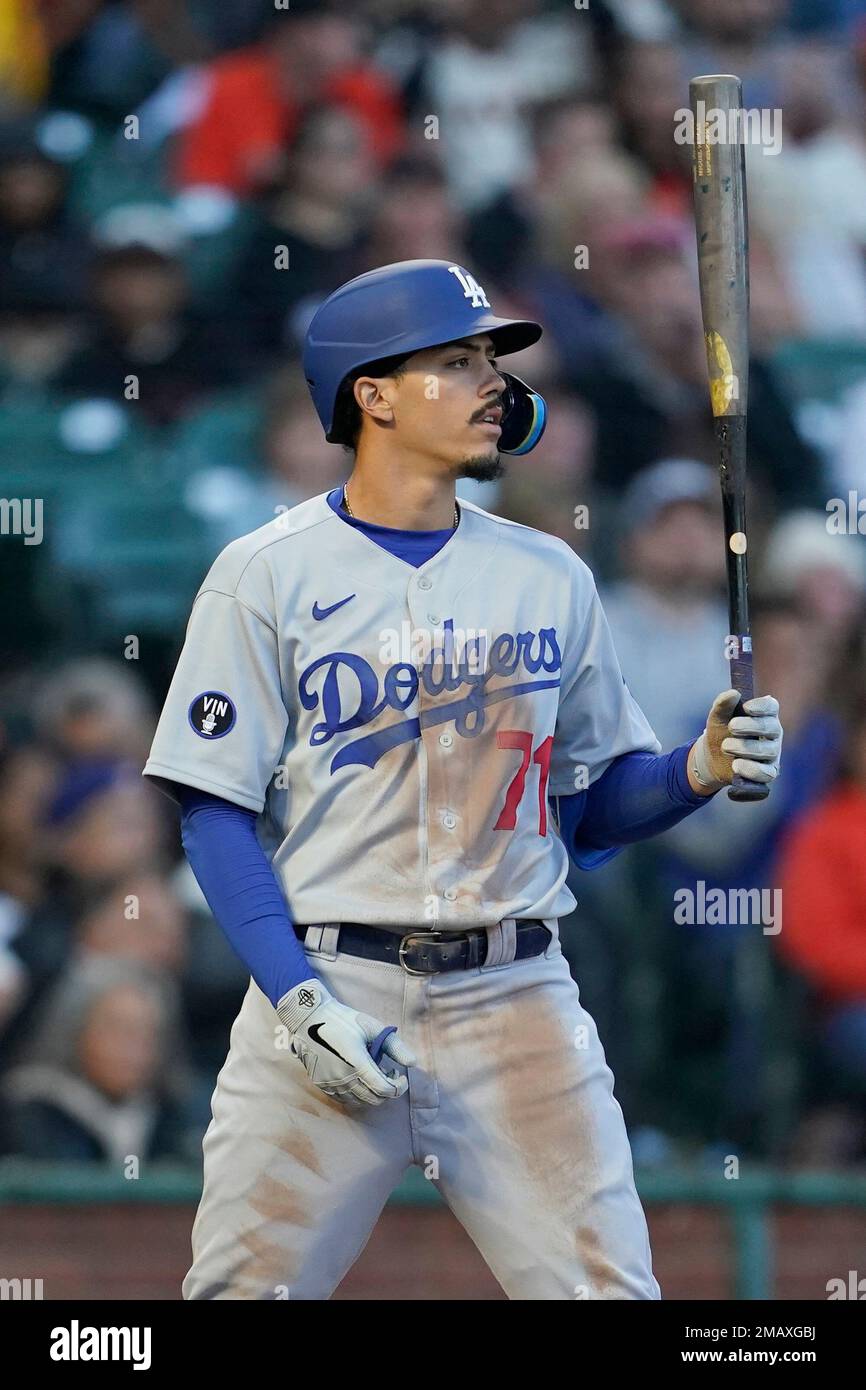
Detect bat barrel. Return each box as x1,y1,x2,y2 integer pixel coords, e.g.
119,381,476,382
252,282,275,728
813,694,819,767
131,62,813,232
689,74,750,420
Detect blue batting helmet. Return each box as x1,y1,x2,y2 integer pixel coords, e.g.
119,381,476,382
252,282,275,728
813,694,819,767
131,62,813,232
302,259,547,454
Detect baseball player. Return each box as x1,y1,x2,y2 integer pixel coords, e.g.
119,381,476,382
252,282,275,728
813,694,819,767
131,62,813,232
143,260,783,1300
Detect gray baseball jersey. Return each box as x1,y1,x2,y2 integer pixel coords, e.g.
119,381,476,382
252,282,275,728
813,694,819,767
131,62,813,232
143,491,660,928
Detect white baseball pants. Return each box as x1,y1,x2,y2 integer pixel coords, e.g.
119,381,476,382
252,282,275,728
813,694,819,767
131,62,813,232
183,920,660,1300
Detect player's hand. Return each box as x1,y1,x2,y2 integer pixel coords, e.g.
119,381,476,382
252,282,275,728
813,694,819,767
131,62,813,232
690,690,783,793
276,979,417,1107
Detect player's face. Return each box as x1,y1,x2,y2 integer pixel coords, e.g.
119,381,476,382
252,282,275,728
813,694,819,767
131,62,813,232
385,333,508,476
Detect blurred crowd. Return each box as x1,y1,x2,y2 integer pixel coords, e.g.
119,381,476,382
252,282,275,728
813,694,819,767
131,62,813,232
1,0,866,1170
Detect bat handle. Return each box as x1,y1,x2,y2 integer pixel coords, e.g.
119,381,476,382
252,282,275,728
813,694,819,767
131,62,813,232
728,641,769,802
368,1025,396,1065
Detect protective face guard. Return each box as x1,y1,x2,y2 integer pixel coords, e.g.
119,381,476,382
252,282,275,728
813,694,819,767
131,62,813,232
498,372,547,455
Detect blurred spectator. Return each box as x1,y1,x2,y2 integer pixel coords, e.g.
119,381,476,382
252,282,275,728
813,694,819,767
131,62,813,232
75,870,187,976
3,759,168,1037
56,237,245,424
609,18,866,334
418,0,592,211
777,692,866,1160
1,958,190,1162
573,215,825,504
657,594,843,888
745,43,866,337
790,0,866,34
743,231,804,356
0,742,56,914
43,762,165,890
0,742,56,1032
231,105,373,353
497,386,596,553
0,304,78,388
501,146,649,378
43,0,212,118
601,459,728,751
533,146,650,275
183,368,347,549
32,657,156,767
468,94,622,280
467,105,647,382
609,40,692,217
673,0,858,112
758,510,866,673
175,4,402,196
0,136,89,314
0,933,25,1037
258,370,347,499
365,156,466,270
645,592,844,1149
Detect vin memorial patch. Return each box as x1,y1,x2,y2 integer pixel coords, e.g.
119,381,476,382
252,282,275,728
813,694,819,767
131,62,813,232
188,692,236,739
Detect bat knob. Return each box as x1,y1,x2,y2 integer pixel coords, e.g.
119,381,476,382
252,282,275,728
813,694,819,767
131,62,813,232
728,777,770,802
368,1025,396,1064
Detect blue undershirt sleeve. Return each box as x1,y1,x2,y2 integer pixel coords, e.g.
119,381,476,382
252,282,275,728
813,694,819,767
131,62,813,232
177,785,317,1006
553,742,713,871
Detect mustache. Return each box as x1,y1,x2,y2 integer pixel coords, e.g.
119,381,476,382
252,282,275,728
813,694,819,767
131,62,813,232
469,396,504,425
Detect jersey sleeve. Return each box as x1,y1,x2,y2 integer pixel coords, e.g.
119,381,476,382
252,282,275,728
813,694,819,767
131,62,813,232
548,557,661,796
143,585,288,813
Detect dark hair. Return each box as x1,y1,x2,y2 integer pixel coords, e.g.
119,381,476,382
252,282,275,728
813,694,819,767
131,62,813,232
291,102,361,160
93,245,179,275
748,593,806,625
380,156,448,194
330,354,410,451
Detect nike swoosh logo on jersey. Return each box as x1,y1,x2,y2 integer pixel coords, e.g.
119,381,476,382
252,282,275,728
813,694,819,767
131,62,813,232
312,595,356,621
308,1022,354,1067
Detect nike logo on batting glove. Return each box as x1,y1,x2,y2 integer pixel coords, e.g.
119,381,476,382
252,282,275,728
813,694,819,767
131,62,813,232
277,980,416,1107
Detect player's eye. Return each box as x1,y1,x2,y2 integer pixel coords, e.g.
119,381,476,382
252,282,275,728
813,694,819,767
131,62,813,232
448,356,470,368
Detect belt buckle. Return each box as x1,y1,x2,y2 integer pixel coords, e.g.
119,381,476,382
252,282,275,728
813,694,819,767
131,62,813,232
398,929,447,976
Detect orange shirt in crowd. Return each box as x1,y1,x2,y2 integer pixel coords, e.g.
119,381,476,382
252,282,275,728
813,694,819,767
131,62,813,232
778,783,866,1005
175,46,403,194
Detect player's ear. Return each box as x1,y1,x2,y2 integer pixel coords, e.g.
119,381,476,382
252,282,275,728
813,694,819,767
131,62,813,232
353,376,396,429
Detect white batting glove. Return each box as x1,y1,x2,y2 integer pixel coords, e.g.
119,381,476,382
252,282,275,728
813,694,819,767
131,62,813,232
276,979,417,1107
692,690,783,791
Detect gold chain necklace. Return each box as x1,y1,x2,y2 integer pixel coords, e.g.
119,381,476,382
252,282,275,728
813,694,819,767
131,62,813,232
342,485,458,530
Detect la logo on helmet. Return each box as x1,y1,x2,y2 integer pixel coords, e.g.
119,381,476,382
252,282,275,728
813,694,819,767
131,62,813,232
448,265,490,309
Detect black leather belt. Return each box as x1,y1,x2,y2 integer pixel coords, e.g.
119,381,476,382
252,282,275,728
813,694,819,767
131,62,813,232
293,920,552,975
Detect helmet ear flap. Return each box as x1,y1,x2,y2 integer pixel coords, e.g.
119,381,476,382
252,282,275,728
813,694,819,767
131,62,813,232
498,372,547,455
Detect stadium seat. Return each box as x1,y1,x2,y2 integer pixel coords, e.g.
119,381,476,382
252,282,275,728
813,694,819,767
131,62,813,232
65,125,171,226
165,391,264,475
45,487,217,643
0,396,64,470
770,338,866,405
180,201,258,307
1,393,162,489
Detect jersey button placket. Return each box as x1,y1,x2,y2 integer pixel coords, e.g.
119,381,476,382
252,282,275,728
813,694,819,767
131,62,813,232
409,575,438,932
411,568,461,928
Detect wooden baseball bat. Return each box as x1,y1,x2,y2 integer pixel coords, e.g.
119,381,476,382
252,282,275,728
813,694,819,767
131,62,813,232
689,74,768,802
